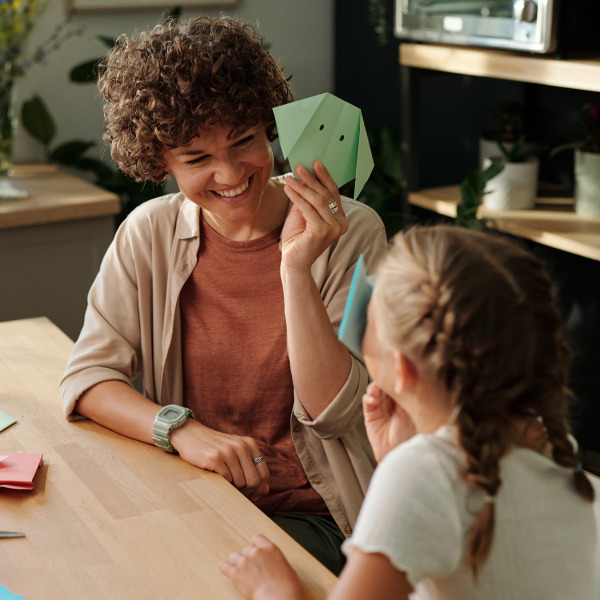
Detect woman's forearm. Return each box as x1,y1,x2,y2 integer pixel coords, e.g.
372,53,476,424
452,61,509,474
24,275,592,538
76,380,160,444
282,264,352,420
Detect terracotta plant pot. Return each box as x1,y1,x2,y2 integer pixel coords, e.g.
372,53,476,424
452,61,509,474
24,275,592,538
483,156,539,210
574,149,600,218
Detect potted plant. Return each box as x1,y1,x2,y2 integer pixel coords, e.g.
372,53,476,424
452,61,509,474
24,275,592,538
479,101,525,168
552,103,600,218
482,135,540,210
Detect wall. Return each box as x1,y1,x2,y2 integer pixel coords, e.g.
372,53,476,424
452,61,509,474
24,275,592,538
14,0,334,166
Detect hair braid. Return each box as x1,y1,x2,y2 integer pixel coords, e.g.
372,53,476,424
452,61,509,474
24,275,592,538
374,225,594,578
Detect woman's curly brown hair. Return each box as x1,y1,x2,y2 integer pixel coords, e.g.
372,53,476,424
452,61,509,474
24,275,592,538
98,16,294,182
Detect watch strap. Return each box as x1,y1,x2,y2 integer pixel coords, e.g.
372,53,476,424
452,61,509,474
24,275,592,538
152,405,195,453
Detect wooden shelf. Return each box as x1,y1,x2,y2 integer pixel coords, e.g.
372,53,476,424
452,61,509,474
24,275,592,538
400,43,600,92
409,186,600,261
0,164,120,230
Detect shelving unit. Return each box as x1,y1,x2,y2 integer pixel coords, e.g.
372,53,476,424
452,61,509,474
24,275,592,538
400,43,600,92
399,43,600,261
410,185,600,261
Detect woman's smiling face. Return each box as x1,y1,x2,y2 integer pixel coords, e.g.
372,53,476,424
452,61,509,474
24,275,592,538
163,123,275,229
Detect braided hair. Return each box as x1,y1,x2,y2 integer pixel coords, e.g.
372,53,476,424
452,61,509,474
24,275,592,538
372,225,594,575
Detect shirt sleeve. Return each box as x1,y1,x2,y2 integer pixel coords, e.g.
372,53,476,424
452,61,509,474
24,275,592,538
59,215,145,418
294,200,387,439
342,437,465,587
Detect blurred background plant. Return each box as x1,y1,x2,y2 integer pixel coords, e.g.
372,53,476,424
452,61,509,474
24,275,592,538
356,125,403,235
20,7,181,225
367,0,392,45
455,160,504,230
0,0,81,175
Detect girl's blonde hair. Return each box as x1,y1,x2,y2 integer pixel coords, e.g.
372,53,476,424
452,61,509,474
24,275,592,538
373,225,594,575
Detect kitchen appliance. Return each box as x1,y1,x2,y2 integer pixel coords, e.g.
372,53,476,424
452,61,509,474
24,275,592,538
395,1,600,55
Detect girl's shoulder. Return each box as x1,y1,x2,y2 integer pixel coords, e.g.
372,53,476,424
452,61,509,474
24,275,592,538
377,426,466,487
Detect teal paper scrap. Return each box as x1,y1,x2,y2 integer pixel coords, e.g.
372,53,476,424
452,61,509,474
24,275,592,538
0,411,16,434
0,582,24,600
338,255,376,360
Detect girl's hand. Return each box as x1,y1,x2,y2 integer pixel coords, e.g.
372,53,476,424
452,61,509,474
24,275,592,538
281,161,348,274
219,535,303,600
363,383,416,462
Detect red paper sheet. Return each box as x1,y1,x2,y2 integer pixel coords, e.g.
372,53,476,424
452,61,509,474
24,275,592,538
0,452,44,490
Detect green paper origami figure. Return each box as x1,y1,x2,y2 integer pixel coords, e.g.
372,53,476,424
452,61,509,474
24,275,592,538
273,93,374,200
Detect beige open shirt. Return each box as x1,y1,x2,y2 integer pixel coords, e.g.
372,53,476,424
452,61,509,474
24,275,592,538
60,179,388,536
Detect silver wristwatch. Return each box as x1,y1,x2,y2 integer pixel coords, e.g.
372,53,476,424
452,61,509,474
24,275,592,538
152,405,195,453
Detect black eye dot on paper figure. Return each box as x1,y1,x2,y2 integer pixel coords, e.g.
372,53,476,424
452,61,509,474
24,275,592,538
339,135,345,142
319,124,324,130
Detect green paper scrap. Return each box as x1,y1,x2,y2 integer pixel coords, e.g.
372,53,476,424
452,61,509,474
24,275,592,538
273,93,374,200
0,410,16,434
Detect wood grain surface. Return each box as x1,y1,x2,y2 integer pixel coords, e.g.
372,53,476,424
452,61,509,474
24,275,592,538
0,317,338,599
409,185,600,261
399,43,600,93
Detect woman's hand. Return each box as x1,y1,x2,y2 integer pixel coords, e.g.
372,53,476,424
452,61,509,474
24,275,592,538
362,383,416,462
281,161,349,274
220,535,303,600
170,420,270,500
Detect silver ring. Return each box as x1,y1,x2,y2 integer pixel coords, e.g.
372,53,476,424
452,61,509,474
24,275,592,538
252,455,265,465
328,201,339,215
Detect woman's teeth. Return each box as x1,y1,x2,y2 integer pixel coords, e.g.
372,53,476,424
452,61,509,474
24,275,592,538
215,179,249,198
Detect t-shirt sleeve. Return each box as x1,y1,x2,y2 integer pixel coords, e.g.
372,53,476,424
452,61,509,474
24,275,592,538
342,438,465,587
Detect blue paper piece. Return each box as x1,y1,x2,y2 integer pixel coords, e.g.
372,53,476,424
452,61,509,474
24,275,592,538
0,582,24,600
0,410,16,433
338,255,376,360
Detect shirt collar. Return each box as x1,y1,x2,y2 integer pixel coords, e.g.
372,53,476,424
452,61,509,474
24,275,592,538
175,197,201,240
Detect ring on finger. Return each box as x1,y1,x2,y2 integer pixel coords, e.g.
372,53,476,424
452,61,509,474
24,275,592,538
328,201,339,215
252,455,266,465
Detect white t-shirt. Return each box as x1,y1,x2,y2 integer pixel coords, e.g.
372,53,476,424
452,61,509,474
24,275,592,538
343,426,596,599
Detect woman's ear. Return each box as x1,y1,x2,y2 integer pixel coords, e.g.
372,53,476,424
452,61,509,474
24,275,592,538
393,351,418,396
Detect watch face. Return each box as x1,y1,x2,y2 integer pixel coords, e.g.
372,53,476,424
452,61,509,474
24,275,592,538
160,407,182,422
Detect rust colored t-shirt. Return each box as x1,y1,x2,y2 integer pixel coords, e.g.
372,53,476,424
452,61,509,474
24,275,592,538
180,214,329,516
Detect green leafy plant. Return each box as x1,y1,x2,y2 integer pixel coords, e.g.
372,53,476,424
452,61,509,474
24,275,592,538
495,134,540,163
456,160,504,230
0,1,82,85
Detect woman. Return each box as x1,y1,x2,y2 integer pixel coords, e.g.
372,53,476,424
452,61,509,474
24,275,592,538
60,16,387,574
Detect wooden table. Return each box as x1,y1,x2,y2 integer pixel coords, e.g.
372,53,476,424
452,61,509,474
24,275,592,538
0,317,338,600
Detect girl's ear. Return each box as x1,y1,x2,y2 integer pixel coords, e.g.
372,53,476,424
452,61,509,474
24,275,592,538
393,350,418,395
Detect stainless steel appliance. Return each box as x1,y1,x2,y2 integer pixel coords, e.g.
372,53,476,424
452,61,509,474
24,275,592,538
395,1,600,55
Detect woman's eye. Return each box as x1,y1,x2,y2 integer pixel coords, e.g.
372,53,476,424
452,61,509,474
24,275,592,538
186,156,207,166
235,135,254,146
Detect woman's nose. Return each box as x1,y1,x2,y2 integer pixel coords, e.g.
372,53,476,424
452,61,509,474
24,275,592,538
213,156,244,185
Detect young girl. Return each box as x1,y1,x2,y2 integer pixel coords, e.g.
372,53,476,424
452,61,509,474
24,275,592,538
220,225,597,599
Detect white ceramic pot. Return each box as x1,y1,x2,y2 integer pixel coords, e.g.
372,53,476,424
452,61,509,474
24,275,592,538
574,149,600,218
483,156,539,211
